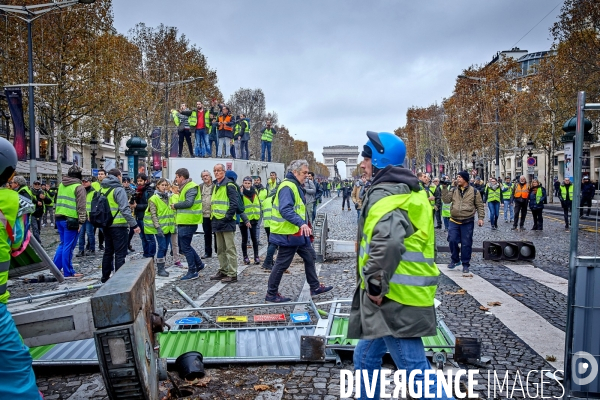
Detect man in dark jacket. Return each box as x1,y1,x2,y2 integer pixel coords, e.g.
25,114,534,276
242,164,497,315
264,160,333,302
349,132,451,399
209,164,240,283
341,182,352,211
130,173,155,258
559,177,574,231
31,180,50,239
581,176,595,218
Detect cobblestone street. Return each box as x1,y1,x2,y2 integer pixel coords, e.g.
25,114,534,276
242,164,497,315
15,194,598,399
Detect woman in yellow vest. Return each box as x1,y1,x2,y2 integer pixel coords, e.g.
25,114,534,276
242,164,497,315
240,177,260,264
168,183,183,267
483,177,503,230
144,179,176,277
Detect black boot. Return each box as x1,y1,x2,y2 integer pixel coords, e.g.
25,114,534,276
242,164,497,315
157,262,169,277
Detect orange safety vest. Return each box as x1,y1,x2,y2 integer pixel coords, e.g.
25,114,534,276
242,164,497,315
218,115,233,131
514,183,529,199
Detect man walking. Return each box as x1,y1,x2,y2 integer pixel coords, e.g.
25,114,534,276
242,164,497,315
200,170,215,259
511,175,529,231
441,171,485,274
260,120,276,162
559,177,574,231
581,175,595,218
171,168,205,280
100,169,140,283
303,171,316,223
349,131,453,400
209,163,239,283
501,176,514,223
264,160,333,302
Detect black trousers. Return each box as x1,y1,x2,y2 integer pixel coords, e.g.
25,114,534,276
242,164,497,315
563,201,572,227
531,209,543,229
239,222,258,258
580,198,592,217
202,216,214,256
434,208,442,227
513,199,528,228
342,196,351,209
102,226,128,281
178,129,193,157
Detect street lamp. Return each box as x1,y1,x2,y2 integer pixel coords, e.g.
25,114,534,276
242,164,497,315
458,74,500,179
99,156,105,170
0,0,96,183
90,138,98,169
147,76,203,160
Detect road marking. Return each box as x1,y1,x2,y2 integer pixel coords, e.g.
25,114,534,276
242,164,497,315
317,196,336,211
438,264,564,369
504,264,568,295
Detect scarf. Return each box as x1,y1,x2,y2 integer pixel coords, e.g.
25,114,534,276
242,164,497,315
243,186,256,200
155,189,169,202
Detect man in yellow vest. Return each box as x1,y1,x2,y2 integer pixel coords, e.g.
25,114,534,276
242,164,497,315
171,167,205,280
260,120,276,162
209,164,239,283
349,132,453,400
54,165,88,277
93,169,106,250
0,137,43,398
100,169,140,283
10,176,41,243
558,176,574,231
75,177,96,257
264,159,333,302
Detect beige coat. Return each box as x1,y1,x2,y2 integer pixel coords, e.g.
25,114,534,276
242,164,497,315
200,183,213,218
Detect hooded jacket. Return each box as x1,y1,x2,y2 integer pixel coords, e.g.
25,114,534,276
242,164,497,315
56,176,88,225
211,171,239,233
101,175,137,228
304,178,316,205
348,165,437,340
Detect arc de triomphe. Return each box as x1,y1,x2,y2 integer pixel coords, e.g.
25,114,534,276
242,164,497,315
322,145,359,179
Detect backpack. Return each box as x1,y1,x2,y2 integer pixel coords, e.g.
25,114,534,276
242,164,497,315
227,182,245,214
89,188,116,228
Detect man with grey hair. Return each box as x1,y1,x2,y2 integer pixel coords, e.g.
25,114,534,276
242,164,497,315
10,176,42,243
265,159,333,302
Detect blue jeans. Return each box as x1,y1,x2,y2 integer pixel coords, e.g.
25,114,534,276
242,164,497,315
53,219,79,277
240,140,249,160
261,140,272,162
194,128,210,157
354,337,454,400
78,220,95,252
178,225,202,272
209,136,218,157
137,219,155,257
487,201,500,226
448,219,474,268
0,304,41,399
148,232,171,262
503,200,514,221
443,216,449,230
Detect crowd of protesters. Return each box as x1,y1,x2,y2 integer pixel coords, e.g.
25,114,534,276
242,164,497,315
170,100,277,161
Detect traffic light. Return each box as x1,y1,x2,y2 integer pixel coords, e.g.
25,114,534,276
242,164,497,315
483,241,535,261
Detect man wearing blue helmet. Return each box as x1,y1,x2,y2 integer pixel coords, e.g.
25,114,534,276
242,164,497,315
348,132,453,399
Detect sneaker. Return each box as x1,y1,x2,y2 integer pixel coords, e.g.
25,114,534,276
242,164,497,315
448,261,462,269
128,245,135,252
504,220,509,223
174,261,183,267
311,284,333,296
262,263,273,271
254,257,261,265
180,271,199,281
75,251,85,258
195,262,206,272
210,271,227,281
243,257,250,265
221,276,238,283
511,226,518,230
462,266,470,273
435,226,442,230
99,244,105,251
50,223,54,227
201,253,211,259
565,228,570,232
265,293,291,303
42,223,47,227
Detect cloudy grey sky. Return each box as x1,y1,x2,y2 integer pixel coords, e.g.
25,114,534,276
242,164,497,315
113,0,562,168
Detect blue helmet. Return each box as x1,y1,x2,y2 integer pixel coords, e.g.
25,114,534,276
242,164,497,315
364,131,406,169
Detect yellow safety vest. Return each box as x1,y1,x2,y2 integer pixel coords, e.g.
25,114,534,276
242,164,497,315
0,189,19,303
420,182,436,207
144,194,175,234
92,181,101,192
176,182,202,225
85,188,95,218
243,193,261,221
358,192,439,307
55,183,81,218
560,184,573,201
211,182,235,220
101,187,127,225
262,196,273,228
485,185,501,202
270,180,305,235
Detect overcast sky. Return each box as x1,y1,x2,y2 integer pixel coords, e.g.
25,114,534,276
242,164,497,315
113,0,562,170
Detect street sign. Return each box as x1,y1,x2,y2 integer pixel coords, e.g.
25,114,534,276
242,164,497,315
471,169,477,176
527,166,535,174
91,169,98,177
527,157,536,166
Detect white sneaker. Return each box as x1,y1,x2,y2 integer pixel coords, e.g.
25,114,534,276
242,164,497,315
50,223,54,227
42,223,46,227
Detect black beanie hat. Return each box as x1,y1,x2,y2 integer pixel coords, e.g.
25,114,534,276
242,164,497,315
457,171,470,182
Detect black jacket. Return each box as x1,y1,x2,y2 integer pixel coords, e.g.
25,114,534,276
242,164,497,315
211,176,239,233
582,182,595,200
131,182,153,219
